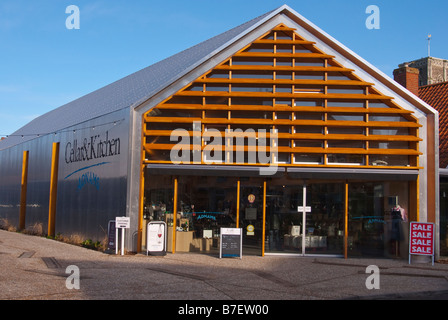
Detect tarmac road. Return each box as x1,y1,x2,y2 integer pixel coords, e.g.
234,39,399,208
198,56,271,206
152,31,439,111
1,229,448,303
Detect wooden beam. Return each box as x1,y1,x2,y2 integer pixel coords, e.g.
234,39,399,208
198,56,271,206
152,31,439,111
47,142,59,238
19,150,29,231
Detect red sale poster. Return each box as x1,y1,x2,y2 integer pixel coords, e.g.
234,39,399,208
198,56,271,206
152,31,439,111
409,222,434,265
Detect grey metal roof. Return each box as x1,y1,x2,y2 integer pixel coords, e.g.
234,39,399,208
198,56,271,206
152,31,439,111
0,7,279,150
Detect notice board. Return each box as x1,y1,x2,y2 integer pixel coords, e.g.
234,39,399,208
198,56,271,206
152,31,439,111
220,228,242,259
147,221,167,256
409,222,434,265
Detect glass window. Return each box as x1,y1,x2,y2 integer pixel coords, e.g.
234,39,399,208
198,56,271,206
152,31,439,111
369,114,408,122
231,110,272,119
294,154,323,164
327,87,365,94
176,176,237,253
348,182,409,258
295,126,323,134
295,72,324,80
327,100,365,108
327,141,365,149
327,114,364,122
369,141,409,149
294,140,323,148
370,128,410,136
232,57,273,66
295,112,323,120
327,127,365,135
232,71,273,79
369,155,409,167
244,44,273,53
327,154,364,165
231,84,273,93
206,71,229,79
295,100,323,107
295,59,324,67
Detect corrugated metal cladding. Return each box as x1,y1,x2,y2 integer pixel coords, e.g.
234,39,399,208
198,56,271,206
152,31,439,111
0,109,129,241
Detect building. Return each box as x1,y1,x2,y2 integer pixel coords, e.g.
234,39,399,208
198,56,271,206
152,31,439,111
398,57,448,87
0,5,439,259
394,60,448,256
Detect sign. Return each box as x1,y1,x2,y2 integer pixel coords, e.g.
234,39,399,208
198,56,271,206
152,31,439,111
106,220,116,252
248,194,256,203
409,222,434,265
297,206,312,213
247,224,255,236
147,221,167,256
116,216,130,229
115,216,130,256
220,228,242,259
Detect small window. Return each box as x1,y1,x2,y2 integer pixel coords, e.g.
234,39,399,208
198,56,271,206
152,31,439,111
294,154,323,164
327,154,364,165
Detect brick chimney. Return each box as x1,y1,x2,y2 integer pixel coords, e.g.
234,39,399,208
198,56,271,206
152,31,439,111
393,63,420,97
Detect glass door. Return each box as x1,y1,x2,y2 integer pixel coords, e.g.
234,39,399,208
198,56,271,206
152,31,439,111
239,177,264,255
265,179,345,256
265,180,304,254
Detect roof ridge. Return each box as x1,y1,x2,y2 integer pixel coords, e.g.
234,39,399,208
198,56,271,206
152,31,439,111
419,81,448,89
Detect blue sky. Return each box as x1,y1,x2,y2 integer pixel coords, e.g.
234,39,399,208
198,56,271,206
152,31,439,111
0,0,446,136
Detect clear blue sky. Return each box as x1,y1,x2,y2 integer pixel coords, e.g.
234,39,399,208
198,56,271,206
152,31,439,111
0,0,446,136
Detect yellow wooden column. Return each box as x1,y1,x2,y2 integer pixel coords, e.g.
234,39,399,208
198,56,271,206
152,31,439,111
19,150,29,230
48,142,60,237
137,164,145,252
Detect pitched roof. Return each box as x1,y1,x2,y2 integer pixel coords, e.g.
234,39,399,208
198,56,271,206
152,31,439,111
419,81,448,167
0,7,277,150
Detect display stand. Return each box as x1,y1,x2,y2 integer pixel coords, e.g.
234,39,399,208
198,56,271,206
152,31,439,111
220,228,242,259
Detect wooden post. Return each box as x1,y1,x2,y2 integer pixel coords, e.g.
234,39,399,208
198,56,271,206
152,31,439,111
19,150,29,230
48,143,59,237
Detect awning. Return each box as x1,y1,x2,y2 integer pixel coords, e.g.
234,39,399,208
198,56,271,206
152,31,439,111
146,164,419,181
286,167,419,181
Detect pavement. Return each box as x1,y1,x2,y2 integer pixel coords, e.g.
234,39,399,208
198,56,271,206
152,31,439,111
1,229,448,303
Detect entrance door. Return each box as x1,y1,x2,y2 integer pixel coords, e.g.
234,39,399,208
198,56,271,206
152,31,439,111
239,178,264,255
265,180,345,256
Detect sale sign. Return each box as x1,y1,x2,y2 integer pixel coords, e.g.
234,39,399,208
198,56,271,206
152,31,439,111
409,222,434,256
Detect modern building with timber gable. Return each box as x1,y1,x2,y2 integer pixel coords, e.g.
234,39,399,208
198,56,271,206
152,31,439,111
0,5,440,259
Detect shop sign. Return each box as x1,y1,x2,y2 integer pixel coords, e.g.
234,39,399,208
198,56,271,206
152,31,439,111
106,220,116,252
297,206,312,213
220,228,242,259
409,222,434,265
115,216,130,229
248,194,256,203
147,221,167,256
247,224,255,236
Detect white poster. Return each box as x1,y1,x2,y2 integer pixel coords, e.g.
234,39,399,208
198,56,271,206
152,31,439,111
147,222,166,254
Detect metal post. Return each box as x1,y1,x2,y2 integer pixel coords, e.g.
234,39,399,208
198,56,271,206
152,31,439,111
302,182,307,256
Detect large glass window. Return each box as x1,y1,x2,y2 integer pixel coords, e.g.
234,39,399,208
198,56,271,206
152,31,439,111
348,182,409,258
176,176,237,253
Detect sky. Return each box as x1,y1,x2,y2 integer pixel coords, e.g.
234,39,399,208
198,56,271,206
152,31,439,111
0,0,447,136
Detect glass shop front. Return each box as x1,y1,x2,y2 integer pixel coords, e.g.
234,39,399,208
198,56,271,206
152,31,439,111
142,169,412,258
